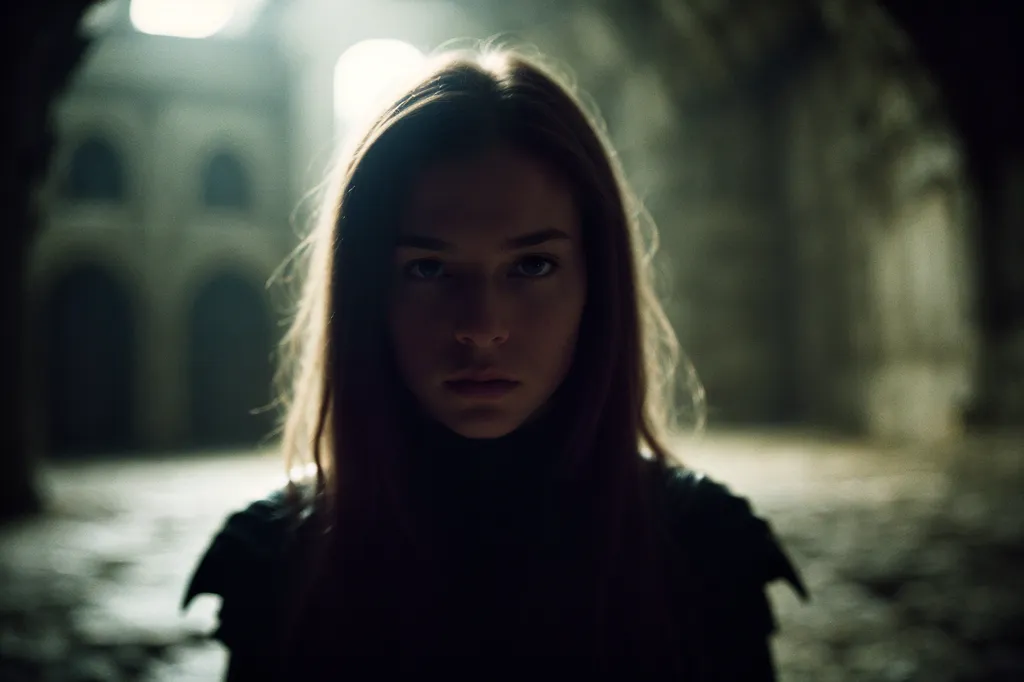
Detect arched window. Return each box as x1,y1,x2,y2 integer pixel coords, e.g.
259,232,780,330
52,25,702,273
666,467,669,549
63,135,126,202
201,150,252,211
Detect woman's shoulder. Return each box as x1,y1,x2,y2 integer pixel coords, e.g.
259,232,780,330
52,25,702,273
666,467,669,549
181,485,315,649
649,463,807,677
651,462,809,608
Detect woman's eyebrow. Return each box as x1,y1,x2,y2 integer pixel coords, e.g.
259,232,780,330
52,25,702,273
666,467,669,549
504,227,571,249
396,228,571,252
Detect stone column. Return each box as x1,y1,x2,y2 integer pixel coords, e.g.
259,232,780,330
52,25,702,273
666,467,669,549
141,277,188,450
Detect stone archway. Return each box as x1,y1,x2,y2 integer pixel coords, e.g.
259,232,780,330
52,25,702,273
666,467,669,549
43,263,136,456
186,271,275,448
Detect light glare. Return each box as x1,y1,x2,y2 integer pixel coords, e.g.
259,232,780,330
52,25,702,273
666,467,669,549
334,39,426,126
129,0,237,39
287,461,318,484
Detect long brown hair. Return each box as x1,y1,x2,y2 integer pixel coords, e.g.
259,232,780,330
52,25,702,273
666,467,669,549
275,46,701,669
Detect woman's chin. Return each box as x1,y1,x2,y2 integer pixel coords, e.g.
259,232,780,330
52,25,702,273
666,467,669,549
439,408,526,440
447,423,521,440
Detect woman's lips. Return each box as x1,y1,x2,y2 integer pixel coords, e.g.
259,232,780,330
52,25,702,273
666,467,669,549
443,379,520,398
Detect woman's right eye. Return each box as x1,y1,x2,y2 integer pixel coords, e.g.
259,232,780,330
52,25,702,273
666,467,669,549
403,259,445,280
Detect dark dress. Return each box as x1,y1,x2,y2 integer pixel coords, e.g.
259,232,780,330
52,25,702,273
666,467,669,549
183,421,807,680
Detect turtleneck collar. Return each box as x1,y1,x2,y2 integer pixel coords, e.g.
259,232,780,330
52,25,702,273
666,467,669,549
403,405,563,486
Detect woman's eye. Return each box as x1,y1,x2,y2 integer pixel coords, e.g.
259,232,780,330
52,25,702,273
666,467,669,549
404,259,445,280
513,256,557,278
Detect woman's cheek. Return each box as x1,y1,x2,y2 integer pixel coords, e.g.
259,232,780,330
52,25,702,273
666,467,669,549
394,286,448,326
522,276,578,306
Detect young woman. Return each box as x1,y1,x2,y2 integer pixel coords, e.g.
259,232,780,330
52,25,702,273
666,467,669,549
183,47,807,679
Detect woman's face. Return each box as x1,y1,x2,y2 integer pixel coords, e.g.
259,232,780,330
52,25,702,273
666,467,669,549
390,146,587,439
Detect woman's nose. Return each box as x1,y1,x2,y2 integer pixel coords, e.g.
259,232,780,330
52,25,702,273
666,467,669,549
453,284,509,348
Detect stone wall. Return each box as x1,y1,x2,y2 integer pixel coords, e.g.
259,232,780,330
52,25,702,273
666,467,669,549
658,98,796,425
781,3,977,440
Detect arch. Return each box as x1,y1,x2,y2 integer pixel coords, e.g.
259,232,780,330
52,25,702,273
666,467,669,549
43,263,136,456
187,270,275,447
200,149,253,211
62,134,126,202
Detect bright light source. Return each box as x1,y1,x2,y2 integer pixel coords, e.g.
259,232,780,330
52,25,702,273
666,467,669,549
334,39,426,126
129,0,237,39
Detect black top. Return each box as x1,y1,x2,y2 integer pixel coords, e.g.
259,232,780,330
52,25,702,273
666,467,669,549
183,420,807,680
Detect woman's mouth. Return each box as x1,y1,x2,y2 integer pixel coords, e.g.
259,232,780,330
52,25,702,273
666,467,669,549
443,379,521,398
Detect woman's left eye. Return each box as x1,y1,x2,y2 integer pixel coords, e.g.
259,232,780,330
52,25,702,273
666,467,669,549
512,256,558,278
404,259,445,280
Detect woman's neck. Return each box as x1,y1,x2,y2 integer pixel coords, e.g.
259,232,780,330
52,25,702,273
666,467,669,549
400,403,570,494
412,409,550,464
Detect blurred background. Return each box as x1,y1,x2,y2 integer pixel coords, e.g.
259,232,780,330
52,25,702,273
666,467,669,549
1,0,1021,680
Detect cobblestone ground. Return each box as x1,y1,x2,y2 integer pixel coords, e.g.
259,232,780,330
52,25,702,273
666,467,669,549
0,431,1021,681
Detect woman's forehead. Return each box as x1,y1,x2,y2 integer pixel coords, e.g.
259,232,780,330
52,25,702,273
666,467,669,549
401,148,579,240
